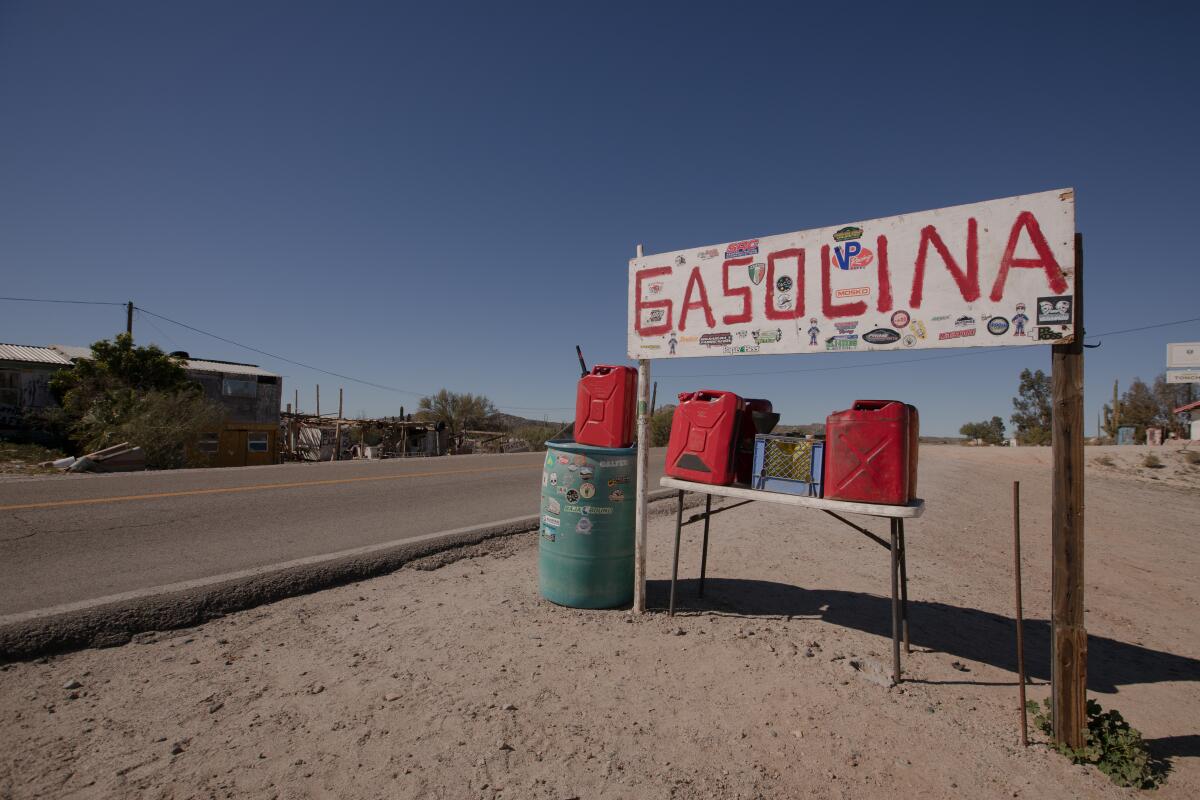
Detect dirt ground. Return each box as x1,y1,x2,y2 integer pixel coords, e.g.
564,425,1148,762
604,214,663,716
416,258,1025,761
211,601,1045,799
1,444,1197,799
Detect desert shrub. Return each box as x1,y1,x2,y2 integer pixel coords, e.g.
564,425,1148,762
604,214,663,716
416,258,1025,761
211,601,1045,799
47,335,226,469
1182,450,1200,466
1093,455,1115,467
513,424,559,451
1028,699,1165,789
649,407,675,446
74,389,225,469
1142,453,1163,469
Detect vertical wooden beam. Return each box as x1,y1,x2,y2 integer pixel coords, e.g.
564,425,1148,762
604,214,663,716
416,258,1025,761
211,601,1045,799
338,387,344,420
316,384,321,418
1051,232,1086,748
633,243,650,614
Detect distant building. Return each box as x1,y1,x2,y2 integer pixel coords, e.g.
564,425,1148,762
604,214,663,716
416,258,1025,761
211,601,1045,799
0,343,281,467
0,344,69,441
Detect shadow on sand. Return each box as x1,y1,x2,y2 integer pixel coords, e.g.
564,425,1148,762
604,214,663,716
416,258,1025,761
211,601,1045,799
647,577,1199,694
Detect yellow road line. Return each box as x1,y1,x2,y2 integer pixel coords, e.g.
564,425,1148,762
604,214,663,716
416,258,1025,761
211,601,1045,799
0,463,536,513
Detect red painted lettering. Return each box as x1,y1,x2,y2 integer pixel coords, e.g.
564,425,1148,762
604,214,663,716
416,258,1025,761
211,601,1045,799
721,258,753,324
679,266,715,331
875,235,893,313
634,266,673,336
821,244,867,319
765,248,804,320
989,211,1068,301
909,219,980,308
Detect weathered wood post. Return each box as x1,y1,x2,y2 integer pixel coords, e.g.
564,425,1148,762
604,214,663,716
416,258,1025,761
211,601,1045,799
633,243,650,614
1051,232,1086,747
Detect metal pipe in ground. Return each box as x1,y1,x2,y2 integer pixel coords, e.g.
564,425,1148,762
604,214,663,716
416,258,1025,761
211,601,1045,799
1014,480,1028,747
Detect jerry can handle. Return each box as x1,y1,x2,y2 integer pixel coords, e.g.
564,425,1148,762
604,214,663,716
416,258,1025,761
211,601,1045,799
694,390,729,402
591,365,613,376
852,399,900,411
677,391,696,403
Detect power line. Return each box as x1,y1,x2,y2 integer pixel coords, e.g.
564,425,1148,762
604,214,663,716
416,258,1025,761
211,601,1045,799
1088,315,1200,338
136,305,574,412
136,306,434,397
0,296,125,307
652,315,1200,381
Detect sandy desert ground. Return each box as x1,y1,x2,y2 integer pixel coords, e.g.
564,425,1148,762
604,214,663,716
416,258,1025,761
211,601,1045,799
1,443,1198,799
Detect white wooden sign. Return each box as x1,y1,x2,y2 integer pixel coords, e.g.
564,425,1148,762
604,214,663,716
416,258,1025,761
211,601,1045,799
627,189,1076,359
1167,343,1200,369
1166,369,1200,384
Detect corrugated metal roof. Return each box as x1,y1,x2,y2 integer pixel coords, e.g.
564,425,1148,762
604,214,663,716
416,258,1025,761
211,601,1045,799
0,343,72,365
184,358,277,377
49,344,92,361
46,344,278,377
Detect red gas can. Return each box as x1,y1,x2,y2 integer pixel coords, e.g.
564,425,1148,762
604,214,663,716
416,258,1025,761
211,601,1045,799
574,365,637,448
734,399,776,484
665,390,745,485
824,400,919,505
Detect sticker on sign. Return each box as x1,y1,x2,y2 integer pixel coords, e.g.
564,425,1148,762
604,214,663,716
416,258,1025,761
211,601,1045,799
628,189,1076,358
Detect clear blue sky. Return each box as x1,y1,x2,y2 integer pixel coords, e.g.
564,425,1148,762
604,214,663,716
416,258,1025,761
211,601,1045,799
2,1,1197,433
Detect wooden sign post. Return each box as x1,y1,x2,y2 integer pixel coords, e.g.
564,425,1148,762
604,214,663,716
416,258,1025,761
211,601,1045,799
1051,232,1086,747
633,243,650,614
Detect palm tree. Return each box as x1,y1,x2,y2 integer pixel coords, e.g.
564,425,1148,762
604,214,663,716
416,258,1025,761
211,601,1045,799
417,389,496,437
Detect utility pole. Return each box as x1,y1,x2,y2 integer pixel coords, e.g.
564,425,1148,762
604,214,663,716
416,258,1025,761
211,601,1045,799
126,302,134,339
1112,380,1120,435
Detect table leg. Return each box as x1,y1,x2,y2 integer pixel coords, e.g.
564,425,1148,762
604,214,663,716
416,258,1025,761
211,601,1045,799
698,495,712,598
669,490,684,617
890,518,901,685
899,519,910,653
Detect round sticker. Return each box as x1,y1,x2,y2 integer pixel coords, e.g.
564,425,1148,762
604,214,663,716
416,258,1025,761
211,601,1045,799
775,275,793,292
573,454,587,467
987,316,1010,335
891,310,911,328
580,483,595,499
566,489,579,502
576,517,593,534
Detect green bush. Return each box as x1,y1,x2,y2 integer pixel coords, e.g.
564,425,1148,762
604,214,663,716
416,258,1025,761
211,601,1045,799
1142,453,1163,469
1028,698,1165,789
649,407,674,446
514,424,560,451
46,335,226,470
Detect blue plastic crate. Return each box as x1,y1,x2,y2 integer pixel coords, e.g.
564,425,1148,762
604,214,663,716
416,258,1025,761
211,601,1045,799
751,435,824,497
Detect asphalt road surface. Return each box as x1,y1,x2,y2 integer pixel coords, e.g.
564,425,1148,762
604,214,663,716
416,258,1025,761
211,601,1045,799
0,449,667,617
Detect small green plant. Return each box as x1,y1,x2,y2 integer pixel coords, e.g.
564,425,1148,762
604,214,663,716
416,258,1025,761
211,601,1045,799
1142,453,1163,469
1027,698,1165,789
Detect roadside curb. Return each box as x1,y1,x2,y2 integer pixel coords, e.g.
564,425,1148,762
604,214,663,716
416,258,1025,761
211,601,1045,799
0,487,699,661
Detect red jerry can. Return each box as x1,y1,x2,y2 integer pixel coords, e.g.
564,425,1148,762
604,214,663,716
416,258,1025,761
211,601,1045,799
734,398,776,484
665,390,745,485
574,365,638,448
824,400,919,505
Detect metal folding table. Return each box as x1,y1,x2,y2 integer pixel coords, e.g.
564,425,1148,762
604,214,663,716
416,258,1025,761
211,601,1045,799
660,476,925,684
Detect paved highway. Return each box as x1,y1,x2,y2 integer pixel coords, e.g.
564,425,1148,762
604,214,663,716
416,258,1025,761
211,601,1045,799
0,450,667,617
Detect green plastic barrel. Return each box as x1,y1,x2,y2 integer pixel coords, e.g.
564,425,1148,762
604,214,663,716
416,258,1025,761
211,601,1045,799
538,439,637,608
